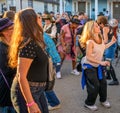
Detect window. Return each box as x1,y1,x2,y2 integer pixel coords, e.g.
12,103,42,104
57,5,59,12
52,4,55,11
28,0,33,7
74,2,76,13
44,3,48,12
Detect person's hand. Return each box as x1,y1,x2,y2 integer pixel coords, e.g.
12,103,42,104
100,61,110,66
111,36,117,43
28,103,41,113
103,27,109,34
105,60,110,66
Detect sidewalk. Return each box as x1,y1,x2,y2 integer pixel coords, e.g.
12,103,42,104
50,60,120,113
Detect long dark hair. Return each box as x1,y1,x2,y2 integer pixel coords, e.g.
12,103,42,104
19,8,44,45
9,8,45,68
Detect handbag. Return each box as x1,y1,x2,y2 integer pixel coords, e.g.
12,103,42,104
45,56,56,91
66,43,72,54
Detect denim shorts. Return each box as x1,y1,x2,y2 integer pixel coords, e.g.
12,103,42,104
11,77,49,113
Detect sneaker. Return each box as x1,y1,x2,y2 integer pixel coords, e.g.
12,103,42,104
84,104,98,111
56,72,62,79
101,101,111,108
71,69,80,75
48,104,61,111
108,80,119,85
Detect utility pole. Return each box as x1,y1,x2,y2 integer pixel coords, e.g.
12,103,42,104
20,0,22,9
60,0,63,14
5,0,8,10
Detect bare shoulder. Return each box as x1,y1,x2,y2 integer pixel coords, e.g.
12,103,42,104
87,40,94,45
86,40,94,48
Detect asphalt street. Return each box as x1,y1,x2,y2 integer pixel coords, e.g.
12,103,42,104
50,60,120,113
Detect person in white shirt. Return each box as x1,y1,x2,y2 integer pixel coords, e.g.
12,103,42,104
43,14,57,44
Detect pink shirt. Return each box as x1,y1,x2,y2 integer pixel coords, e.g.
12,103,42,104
61,24,72,43
82,40,105,67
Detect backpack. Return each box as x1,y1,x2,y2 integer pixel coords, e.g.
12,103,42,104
45,56,56,91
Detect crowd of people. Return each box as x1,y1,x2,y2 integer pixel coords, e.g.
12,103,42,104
0,8,119,113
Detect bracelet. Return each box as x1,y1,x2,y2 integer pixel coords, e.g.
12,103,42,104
26,101,35,107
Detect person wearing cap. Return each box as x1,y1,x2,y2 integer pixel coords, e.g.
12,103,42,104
58,18,80,76
43,14,62,79
43,14,57,41
96,16,119,85
0,18,16,112
50,11,56,23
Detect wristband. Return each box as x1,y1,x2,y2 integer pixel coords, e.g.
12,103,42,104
26,101,35,107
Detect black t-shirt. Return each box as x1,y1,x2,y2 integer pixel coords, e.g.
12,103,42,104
19,40,48,82
0,42,16,77
108,27,114,41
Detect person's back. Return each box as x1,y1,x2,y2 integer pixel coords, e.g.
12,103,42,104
44,32,62,79
44,33,61,63
0,18,16,113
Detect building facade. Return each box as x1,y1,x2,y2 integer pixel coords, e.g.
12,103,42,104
69,0,120,20
0,0,120,21
0,0,59,14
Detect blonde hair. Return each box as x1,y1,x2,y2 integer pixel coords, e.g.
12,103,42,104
79,21,102,48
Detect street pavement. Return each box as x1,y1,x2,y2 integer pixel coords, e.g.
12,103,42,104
50,60,120,113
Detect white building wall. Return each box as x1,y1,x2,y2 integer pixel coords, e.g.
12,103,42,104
48,4,53,12
33,2,58,14
55,5,58,13
0,0,58,14
0,0,5,14
22,0,28,9
7,0,16,6
0,0,22,12
15,0,20,11
47,4,58,13
33,1,44,13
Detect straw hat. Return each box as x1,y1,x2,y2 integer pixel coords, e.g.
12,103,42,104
42,14,53,22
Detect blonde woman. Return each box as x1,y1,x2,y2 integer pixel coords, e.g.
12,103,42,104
80,21,116,111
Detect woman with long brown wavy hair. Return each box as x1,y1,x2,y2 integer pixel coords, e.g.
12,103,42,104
9,8,49,113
